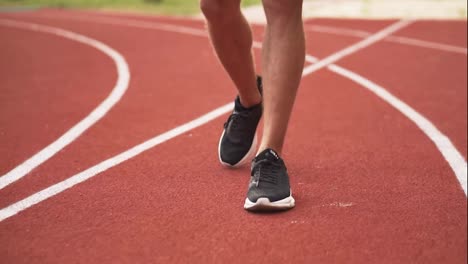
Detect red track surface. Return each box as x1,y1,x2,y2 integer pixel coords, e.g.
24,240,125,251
0,9,466,263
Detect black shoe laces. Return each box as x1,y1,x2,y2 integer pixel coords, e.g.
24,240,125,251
252,159,280,187
224,111,250,131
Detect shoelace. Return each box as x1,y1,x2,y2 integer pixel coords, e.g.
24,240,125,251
252,159,280,187
224,111,250,131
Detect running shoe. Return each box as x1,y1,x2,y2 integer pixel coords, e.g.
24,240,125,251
218,77,263,167
244,148,295,211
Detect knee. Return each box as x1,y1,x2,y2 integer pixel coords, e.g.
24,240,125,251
200,0,240,22
262,0,303,21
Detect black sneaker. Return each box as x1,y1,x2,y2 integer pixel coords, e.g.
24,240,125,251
218,77,263,167
244,149,295,211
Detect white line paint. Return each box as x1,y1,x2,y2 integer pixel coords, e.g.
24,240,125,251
0,19,131,190
1,16,466,222
308,25,468,55
323,202,355,208
0,18,414,221
28,12,210,37
24,12,274,53
308,25,371,38
305,21,467,193
302,20,413,75
0,103,234,222
387,35,468,55
26,12,468,56
0,14,324,220
328,64,467,195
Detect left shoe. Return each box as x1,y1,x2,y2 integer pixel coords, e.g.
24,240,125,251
244,148,295,211
218,76,263,167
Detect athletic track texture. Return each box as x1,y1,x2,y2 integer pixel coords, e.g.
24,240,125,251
0,9,466,263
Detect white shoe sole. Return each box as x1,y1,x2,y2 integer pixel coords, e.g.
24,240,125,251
218,129,258,168
244,194,295,211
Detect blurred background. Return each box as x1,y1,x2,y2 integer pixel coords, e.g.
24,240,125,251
0,0,260,15
1,0,467,20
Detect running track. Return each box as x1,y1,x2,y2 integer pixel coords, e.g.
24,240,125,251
0,9,466,263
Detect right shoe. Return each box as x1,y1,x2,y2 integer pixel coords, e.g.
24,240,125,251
244,148,295,211
218,76,263,167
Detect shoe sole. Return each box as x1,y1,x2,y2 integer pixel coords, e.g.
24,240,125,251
218,129,258,168
244,194,295,211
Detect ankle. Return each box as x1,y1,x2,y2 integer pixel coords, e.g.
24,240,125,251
239,92,262,108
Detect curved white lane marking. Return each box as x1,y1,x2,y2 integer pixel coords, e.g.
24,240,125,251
0,16,466,222
0,19,131,190
328,64,467,195
307,24,468,55
303,20,467,195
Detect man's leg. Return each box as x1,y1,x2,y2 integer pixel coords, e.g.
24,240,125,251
259,0,305,154
244,0,304,211
201,0,264,167
200,0,261,107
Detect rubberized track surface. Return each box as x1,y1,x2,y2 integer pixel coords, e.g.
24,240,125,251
0,9,466,263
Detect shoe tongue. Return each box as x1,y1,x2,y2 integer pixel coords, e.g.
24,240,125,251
256,148,281,162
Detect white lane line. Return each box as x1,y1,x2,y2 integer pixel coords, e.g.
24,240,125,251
0,103,234,222
29,12,407,74
20,12,277,54
387,35,468,55
307,24,468,55
27,12,210,37
302,20,413,76
1,16,466,222
328,64,467,195
0,19,131,190
308,24,372,38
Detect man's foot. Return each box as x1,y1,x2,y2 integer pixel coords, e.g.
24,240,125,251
218,77,263,167
244,149,295,211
